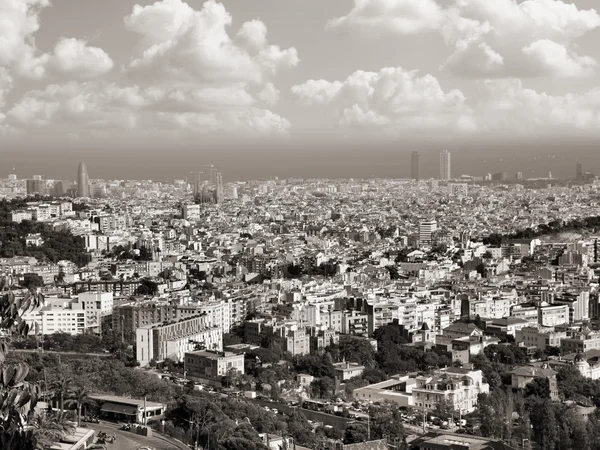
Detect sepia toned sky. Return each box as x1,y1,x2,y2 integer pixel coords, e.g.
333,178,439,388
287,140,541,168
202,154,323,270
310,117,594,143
2,0,600,179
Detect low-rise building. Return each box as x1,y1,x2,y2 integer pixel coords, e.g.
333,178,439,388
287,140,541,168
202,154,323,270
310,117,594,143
353,375,415,407
333,362,365,381
185,350,245,385
515,326,565,350
510,364,559,400
412,367,489,413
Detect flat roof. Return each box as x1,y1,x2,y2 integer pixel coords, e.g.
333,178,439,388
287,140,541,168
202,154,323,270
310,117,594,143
89,394,165,409
48,427,95,450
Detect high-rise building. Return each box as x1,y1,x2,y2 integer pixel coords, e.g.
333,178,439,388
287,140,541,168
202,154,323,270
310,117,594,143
411,151,420,181
492,172,509,182
515,172,523,180
8,174,17,181
26,179,46,195
419,220,438,247
32,175,43,181
440,150,451,181
576,162,584,181
77,162,90,198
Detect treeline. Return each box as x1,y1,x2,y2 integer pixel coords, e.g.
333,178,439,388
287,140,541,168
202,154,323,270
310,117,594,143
483,216,600,247
0,221,88,266
0,196,90,266
11,329,136,358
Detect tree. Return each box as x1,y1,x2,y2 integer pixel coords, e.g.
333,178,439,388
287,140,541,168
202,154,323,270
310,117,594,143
0,275,44,447
344,423,368,444
49,375,73,412
433,397,456,422
30,411,76,450
136,279,159,296
65,386,91,427
528,397,558,450
21,274,44,290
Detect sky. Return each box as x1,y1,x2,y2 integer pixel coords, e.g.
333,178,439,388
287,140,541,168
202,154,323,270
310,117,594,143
2,0,600,180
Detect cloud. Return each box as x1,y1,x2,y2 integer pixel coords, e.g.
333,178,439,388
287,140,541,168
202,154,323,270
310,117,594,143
0,68,13,109
2,0,294,139
329,0,600,78
258,83,280,106
0,0,113,80
124,0,298,84
7,80,289,137
326,0,444,35
47,38,114,79
442,0,600,78
476,79,600,133
291,67,475,135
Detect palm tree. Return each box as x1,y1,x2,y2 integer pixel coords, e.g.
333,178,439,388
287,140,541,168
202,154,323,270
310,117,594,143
30,410,76,450
49,376,73,412
65,386,91,427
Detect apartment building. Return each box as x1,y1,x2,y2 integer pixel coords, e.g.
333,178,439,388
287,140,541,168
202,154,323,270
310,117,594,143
198,300,232,333
553,291,590,323
24,306,87,335
70,292,113,329
560,329,600,353
342,310,369,335
515,326,566,350
271,327,310,356
136,314,222,367
538,304,569,327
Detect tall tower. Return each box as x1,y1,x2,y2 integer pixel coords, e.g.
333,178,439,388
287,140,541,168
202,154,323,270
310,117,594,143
77,162,90,198
440,150,451,181
411,151,420,181
576,162,583,181
216,173,224,204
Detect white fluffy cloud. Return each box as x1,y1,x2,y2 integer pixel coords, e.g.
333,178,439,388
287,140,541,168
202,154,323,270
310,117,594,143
124,0,299,84
47,38,114,79
0,0,113,80
7,80,289,137
326,0,444,35
442,0,600,78
292,67,475,134
329,0,600,78
3,0,295,139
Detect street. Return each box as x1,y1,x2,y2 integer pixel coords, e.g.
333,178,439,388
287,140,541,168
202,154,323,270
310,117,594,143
86,421,187,450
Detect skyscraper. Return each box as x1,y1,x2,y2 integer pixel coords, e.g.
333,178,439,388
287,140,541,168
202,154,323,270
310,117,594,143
440,150,451,181
411,151,420,181
77,162,90,198
26,179,46,195
576,162,584,181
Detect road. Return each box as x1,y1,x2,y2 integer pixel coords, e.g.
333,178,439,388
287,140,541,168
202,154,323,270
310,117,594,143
246,398,352,429
86,421,187,450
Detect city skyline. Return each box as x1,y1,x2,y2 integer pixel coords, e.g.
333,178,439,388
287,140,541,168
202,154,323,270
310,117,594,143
2,142,598,182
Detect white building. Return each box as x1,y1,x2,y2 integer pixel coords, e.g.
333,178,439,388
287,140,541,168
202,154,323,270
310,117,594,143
412,367,489,414
182,204,201,221
136,314,222,367
24,306,87,335
70,292,114,329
